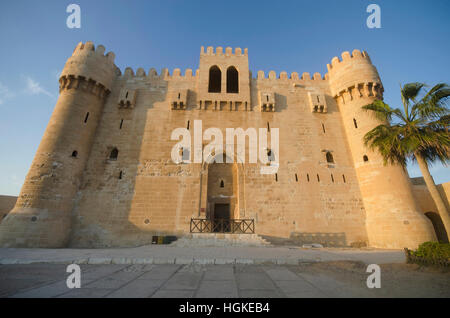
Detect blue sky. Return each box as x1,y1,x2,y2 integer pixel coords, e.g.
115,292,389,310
0,0,448,196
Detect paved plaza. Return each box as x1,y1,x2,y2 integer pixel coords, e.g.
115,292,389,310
1,261,449,298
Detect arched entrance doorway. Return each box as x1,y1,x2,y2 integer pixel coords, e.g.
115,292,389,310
206,158,238,232
425,212,449,243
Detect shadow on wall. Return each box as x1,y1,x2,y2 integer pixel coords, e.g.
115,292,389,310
0,196,17,224
425,212,449,243
261,232,358,248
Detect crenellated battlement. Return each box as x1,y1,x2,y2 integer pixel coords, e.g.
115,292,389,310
326,49,372,73
200,46,248,57
71,41,116,63
326,49,381,98
61,41,118,91
119,66,199,80
255,70,326,81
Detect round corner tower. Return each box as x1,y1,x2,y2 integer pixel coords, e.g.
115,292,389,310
0,41,118,247
327,50,436,249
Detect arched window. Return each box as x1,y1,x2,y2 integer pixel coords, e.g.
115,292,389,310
326,152,334,163
226,66,239,93
208,65,221,93
220,180,224,188
363,155,369,162
71,150,78,158
109,148,119,160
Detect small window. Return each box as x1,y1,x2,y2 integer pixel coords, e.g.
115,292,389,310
120,119,124,129
353,118,358,128
125,91,129,98
84,112,89,123
119,171,123,179
187,120,190,130
71,150,78,158
317,174,320,182
331,174,334,183
109,148,119,160
322,123,325,133
326,152,334,163
275,173,278,182
267,122,270,132
342,174,346,183
220,180,224,188
295,173,298,182
307,174,310,182
363,155,369,162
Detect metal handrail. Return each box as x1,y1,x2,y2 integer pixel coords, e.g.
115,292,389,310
190,218,255,234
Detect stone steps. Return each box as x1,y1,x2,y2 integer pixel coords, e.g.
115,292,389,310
170,233,272,247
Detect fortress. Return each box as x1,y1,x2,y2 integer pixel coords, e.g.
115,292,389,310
0,42,448,249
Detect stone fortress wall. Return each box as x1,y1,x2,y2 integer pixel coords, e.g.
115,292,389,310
0,42,447,248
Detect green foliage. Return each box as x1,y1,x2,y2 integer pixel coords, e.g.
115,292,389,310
410,241,450,262
362,83,450,167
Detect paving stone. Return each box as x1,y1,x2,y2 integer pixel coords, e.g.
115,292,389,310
236,273,277,290
214,258,235,265
297,273,361,297
175,257,194,265
132,258,153,264
263,267,301,281
274,280,326,298
88,258,112,265
162,271,203,290
203,265,234,281
10,280,70,298
153,258,175,264
196,280,238,298
106,279,164,298
57,288,113,298
239,289,284,298
151,289,195,298
137,265,180,280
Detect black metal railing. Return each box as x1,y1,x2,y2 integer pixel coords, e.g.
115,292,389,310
190,218,255,234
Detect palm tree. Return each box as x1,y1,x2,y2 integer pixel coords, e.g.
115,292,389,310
362,82,450,241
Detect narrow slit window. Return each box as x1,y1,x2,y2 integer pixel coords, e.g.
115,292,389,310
187,120,190,130
326,152,334,163
267,122,270,132
125,91,129,98
109,148,119,160
317,174,320,182
119,171,123,179
84,112,89,123
343,174,346,183
220,180,224,188
275,173,278,182
119,119,123,129
307,174,310,182
295,173,298,182
331,174,334,183
322,123,325,133
353,118,358,128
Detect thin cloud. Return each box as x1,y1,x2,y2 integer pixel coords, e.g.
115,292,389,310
24,76,54,98
0,82,14,105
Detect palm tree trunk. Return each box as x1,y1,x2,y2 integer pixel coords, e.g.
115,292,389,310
415,153,450,241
